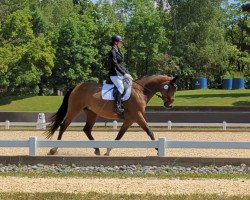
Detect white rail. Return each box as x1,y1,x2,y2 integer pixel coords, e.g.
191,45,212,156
0,136,250,157
1,120,250,130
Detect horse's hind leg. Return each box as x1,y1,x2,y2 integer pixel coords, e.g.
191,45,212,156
83,109,99,155
105,119,133,156
48,120,69,155
48,108,81,155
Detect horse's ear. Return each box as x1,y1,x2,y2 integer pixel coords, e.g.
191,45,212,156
171,76,179,84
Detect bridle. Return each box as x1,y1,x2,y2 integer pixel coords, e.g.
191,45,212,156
132,79,177,100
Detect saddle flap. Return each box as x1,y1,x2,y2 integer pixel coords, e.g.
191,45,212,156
101,81,132,101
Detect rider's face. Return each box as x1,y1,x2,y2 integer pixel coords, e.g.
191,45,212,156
117,41,123,49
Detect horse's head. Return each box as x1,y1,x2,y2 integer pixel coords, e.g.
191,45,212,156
158,76,178,108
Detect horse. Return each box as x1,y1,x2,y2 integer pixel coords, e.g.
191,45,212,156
46,74,178,156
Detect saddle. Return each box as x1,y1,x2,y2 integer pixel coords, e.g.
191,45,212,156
101,78,132,101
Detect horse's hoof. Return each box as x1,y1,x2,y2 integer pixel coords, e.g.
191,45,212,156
104,148,112,156
94,149,100,156
48,148,58,155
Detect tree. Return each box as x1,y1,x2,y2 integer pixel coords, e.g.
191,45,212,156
225,0,250,79
124,0,170,77
51,14,97,91
169,0,230,89
0,10,54,95
0,0,29,23
93,0,125,81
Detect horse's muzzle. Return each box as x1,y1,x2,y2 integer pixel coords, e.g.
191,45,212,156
164,99,173,108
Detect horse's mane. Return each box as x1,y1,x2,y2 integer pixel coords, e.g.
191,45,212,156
135,74,170,82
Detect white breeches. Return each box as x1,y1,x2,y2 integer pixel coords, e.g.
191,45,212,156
110,76,124,94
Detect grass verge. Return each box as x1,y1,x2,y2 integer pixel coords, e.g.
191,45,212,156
0,171,250,180
0,192,249,200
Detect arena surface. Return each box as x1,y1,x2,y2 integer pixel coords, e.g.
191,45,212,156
0,130,250,157
0,176,250,195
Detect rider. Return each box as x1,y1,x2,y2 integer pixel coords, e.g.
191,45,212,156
107,35,133,115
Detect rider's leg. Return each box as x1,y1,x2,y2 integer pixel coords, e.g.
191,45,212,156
113,89,124,114
110,76,124,114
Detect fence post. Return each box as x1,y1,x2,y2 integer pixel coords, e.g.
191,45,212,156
113,120,118,130
167,121,172,130
223,121,227,130
158,137,166,157
36,113,46,130
5,120,10,129
29,136,38,156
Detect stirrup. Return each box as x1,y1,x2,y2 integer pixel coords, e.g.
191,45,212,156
114,106,124,114
115,104,124,114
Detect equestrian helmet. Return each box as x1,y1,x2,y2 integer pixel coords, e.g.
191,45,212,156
111,35,123,43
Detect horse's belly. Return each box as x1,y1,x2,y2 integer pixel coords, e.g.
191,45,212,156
87,102,119,120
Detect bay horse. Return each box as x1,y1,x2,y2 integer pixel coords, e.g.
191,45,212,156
46,75,178,156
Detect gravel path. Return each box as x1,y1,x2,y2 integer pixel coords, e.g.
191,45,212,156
0,176,250,195
0,163,249,174
0,130,250,157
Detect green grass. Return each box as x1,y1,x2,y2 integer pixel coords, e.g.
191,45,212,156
0,89,249,112
0,192,249,200
148,89,250,107
0,95,63,112
1,171,250,180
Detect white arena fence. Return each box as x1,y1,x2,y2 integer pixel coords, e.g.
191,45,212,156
0,136,250,157
1,120,250,130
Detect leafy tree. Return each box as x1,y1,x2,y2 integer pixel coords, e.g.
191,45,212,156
51,13,97,91
0,10,54,95
1,0,249,94
124,0,170,77
169,0,230,89
0,0,29,23
225,0,250,79
1,10,34,44
93,0,125,81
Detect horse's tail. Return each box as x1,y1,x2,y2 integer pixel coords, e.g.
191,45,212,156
45,87,75,139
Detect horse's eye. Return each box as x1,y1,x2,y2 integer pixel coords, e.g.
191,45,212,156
163,85,169,90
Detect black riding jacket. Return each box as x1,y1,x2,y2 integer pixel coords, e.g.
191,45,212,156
107,46,129,83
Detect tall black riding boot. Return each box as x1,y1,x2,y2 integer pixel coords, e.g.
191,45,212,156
114,91,124,115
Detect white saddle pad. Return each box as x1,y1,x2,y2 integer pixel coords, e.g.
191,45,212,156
102,83,132,101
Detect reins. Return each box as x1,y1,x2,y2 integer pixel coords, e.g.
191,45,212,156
132,80,165,100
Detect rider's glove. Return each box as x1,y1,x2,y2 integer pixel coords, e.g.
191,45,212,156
124,73,133,81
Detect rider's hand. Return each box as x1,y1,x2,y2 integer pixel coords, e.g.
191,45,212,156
124,73,133,81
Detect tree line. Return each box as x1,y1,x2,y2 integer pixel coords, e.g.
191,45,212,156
0,0,249,95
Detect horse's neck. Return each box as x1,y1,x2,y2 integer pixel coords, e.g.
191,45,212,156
137,76,163,103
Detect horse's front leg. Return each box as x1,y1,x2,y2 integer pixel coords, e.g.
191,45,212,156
105,119,133,156
135,113,158,152
83,110,100,155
